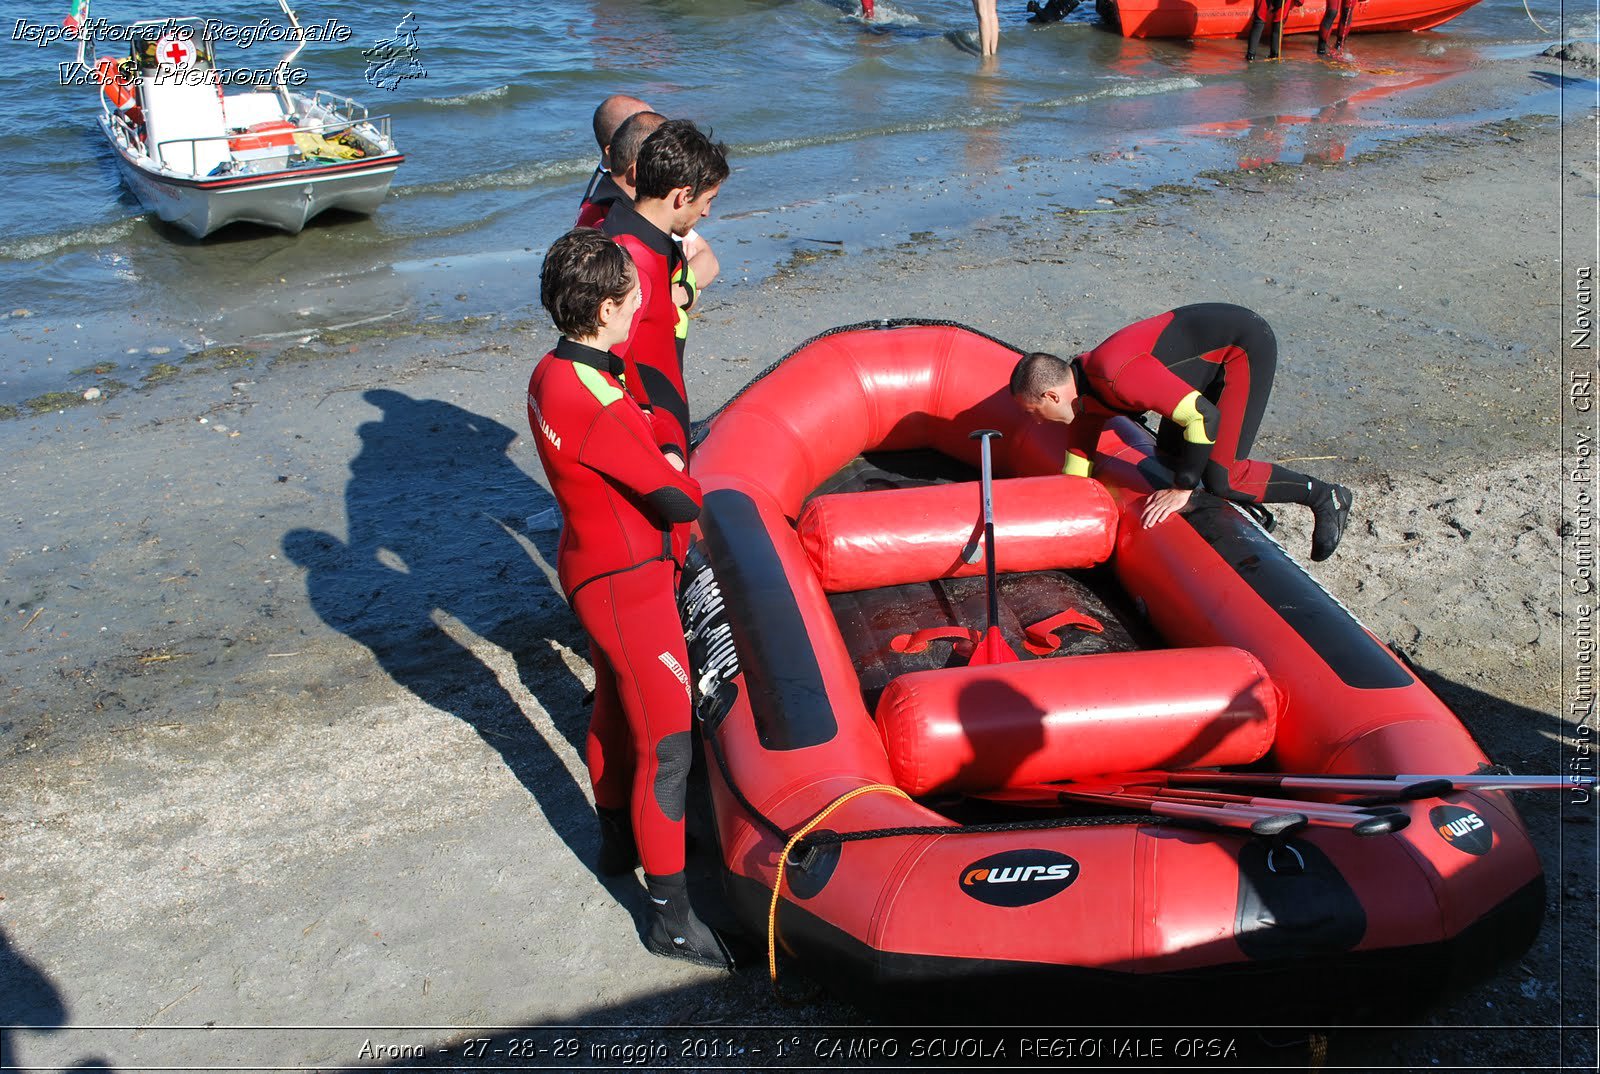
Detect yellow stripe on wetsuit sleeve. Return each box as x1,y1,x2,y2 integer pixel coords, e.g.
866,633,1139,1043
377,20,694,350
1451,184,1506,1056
673,263,697,339
1171,390,1214,445
573,362,624,406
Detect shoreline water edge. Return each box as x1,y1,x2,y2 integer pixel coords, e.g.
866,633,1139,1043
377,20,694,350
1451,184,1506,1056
1,36,1596,1074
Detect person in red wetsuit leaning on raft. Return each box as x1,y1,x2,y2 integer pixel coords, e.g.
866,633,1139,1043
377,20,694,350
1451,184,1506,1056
527,228,729,968
602,119,729,463
1010,302,1354,561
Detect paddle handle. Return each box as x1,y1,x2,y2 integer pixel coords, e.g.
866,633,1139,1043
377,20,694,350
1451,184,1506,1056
970,429,1003,633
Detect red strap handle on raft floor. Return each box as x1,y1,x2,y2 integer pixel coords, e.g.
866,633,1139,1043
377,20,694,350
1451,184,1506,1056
1022,608,1104,654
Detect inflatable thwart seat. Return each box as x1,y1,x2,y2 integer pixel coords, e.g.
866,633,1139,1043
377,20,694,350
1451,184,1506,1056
796,473,1280,797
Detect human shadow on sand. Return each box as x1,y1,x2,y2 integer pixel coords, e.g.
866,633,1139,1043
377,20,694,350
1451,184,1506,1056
282,389,609,877
0,928,117,1071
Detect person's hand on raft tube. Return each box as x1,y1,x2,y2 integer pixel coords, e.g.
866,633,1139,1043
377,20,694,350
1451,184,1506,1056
1141,487,1193,528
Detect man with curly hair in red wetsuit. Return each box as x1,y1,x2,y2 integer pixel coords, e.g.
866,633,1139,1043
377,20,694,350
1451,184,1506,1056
602,119,729,464
1010,302,1353,561
527,227,728,967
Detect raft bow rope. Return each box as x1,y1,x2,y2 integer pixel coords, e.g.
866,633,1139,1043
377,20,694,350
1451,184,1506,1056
768,783,910,994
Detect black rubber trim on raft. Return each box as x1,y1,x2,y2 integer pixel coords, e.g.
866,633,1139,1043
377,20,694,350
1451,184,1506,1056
1186,498,1415,690
698,489,839,751
728,869,1544,1014
1234,837,1367,960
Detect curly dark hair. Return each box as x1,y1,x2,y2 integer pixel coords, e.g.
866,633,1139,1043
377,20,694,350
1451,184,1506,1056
635,119,730,201
540,228,635,339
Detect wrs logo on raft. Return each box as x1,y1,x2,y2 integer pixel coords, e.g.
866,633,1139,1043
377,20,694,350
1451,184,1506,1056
958,850,1080,907
1428,804,1494,856
964,864,1075,883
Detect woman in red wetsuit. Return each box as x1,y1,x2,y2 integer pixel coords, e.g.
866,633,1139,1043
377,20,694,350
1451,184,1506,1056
527,228,728,967
1010,302,1353,561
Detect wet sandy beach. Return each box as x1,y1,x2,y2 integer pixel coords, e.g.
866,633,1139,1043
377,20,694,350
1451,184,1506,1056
1,51,1596,1072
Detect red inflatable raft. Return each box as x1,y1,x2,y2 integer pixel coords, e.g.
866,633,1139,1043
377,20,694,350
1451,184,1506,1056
1095,0,1483,39
681,320,1541,1009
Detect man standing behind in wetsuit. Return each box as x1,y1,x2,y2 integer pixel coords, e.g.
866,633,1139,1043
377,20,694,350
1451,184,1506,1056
582,93,651,204
1010,302,1353,561
602,119,729,463
527,227,728,967
577,110,665,229
581,100,721,302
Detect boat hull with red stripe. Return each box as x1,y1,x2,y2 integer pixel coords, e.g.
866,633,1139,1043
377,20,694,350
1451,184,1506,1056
682,320,1543,1011
1095,0,1483,39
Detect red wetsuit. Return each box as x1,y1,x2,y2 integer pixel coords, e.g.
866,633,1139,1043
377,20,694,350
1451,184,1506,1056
1062,303,1316,505
1246,0,1296,57
576,169,628,230
602,199,695,458
526,337,703,875
1318,0,1358,50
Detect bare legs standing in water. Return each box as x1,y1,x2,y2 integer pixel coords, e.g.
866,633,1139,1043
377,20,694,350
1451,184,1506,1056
972,0,999,54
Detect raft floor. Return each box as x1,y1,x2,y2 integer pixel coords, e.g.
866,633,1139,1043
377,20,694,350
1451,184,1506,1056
814,451,1159,715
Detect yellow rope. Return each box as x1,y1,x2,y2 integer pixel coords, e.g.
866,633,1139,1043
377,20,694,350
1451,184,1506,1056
1522,0,1552,33
767,783,911,992
1309,1031,1329,1068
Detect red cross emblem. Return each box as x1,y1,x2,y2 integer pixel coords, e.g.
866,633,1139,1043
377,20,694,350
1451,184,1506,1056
157,35,193,66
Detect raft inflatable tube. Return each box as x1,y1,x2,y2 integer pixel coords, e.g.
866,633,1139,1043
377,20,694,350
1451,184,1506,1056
1095,0,1483,39
681,320,1543,1010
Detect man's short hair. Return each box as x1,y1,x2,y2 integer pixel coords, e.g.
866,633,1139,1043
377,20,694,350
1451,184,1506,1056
540,228,635,339
1009,351,1074,398
592,94,651,153
610,112,665,176
634,119,730,201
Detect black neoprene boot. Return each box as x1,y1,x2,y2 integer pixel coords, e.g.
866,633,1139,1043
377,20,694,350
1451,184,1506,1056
643,872,731,969
595,806,640,875
1308,481,1354,562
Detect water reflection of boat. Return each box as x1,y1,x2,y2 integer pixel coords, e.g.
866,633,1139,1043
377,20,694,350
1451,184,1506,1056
74,0,403,237
1192,67,1452,170
1095,0,1483,39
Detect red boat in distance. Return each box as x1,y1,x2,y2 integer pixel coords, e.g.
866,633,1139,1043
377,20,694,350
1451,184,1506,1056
1095,0,1483,39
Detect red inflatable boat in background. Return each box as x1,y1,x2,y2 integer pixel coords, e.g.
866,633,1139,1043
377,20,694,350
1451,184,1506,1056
1094,0,1484,40
680,320,1543,1009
